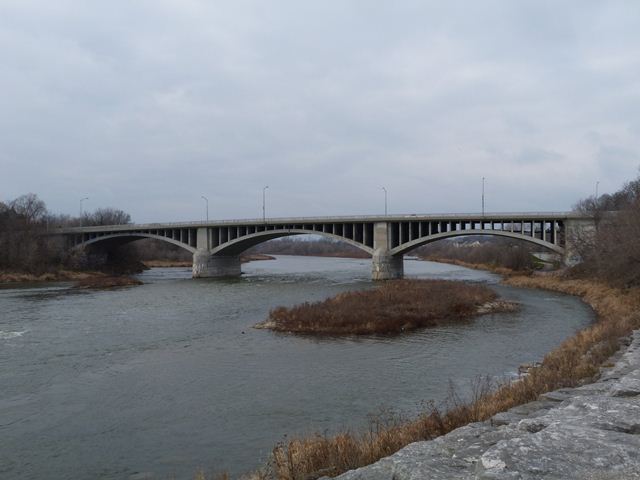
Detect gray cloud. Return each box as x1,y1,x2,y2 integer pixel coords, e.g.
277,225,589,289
1,0,639,222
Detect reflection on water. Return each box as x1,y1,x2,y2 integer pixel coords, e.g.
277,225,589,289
0,256,594,479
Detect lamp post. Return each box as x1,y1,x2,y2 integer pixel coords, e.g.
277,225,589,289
201,195,209,222
79,197,89,227
381,186,388,215
262,186,269,222
481,177,485,216
595,181,600,200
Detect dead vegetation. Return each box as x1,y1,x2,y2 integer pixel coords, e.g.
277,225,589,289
256,279,511,335
0,270,107,283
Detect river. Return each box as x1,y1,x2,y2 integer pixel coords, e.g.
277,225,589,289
0,256,594,479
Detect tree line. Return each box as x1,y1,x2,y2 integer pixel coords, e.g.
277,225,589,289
0,193,131,273
412,237,538,271
571,173,640,287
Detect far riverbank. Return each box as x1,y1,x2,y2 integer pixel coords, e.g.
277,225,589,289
0,254,275,284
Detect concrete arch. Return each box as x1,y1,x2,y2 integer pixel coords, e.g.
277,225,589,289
75,233,197,254
390,230,564,256
210,229,374,256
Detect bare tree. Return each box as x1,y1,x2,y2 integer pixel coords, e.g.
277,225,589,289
83,208,131,226
571,171,640,286
0,194,135,274
9,193,47,223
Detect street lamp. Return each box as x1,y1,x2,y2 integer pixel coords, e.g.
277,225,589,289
481,177,485,216
381,187,388,215
201,195,209,222
79,197,89,226
262,186,269,222
595,181,600,200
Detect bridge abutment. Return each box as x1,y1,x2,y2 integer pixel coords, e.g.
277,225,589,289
563,218,597,266
192,250,241,278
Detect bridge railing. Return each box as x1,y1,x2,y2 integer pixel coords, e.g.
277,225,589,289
52,211,588,233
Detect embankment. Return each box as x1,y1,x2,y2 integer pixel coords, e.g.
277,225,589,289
418,256,520,276
332,327,640,479
0,254,276,283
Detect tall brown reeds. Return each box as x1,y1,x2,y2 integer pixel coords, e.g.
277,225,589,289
261,279,499,335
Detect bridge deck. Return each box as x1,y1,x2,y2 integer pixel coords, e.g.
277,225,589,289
55,211,586,234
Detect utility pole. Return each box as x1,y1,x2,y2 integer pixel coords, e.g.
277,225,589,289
481,177,485,216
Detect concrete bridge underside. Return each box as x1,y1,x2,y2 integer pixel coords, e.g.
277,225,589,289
60,214,594,280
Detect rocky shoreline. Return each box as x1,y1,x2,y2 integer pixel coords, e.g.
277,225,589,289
329,330,640,480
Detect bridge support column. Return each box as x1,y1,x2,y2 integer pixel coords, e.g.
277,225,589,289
372,250,404,280
192,227,242,278
371,221,403,280
192,250,241,278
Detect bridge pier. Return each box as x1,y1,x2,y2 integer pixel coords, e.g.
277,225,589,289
371,222,404,280
192,227,241,278
372,249,404,280
192,250,241,278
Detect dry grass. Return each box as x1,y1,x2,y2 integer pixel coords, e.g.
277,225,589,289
194,468,270,480
258,279,501,335
266,275,640,480
0,269,107,283
421,257,519,276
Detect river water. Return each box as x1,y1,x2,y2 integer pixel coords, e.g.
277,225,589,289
0,256,594,479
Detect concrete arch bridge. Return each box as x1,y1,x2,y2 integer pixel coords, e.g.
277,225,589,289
56,213,595,280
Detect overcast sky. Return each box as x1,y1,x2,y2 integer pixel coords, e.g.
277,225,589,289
1,1,639,222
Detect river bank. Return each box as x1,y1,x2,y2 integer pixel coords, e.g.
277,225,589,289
0,269,108,283
0,254,276,284
417,256,521,276
331,327,640,479
265,273,640,479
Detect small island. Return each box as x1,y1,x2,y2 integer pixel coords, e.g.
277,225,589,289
255,279,518,335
